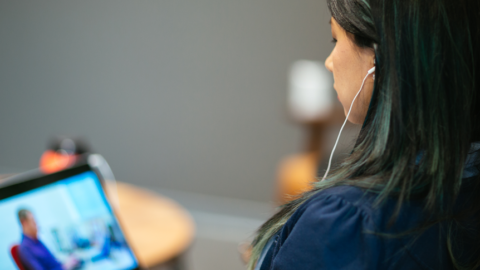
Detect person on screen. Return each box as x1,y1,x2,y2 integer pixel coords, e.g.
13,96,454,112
17,209,80,270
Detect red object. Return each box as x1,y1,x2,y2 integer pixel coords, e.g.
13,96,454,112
39,150,77,174
10,245,26,270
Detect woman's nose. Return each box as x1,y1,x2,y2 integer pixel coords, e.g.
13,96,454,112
325,53,333,73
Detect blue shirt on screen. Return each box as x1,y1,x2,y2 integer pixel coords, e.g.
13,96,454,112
257,143,480,270
18,234,63,270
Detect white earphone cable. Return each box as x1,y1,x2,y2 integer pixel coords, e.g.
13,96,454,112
321,70,374,181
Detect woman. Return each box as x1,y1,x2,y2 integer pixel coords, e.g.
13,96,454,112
248,0,480,269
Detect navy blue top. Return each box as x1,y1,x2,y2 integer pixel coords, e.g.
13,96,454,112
18,234,63,270
258,144,480,270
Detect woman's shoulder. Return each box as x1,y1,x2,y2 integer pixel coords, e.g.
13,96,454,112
307,185,374,208
267,185,437,269
283,185,433,243
289,185,376,223
286,186,377,238
269,186,389,269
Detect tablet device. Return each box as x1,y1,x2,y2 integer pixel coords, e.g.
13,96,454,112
0,163,140,270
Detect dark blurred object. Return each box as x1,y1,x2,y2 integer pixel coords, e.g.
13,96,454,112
39,136,91,174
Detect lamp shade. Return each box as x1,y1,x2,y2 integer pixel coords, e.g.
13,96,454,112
288,60,334,122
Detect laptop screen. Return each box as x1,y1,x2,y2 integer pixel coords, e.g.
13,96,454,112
0,169,139,270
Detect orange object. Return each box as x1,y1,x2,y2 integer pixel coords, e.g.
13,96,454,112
39,150,77,174
276,123,327,204
277,153,318,203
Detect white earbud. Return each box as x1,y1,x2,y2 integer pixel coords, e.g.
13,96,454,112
368,66,375,80
321,65,375,181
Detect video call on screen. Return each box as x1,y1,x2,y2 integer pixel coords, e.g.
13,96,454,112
0,171,138,270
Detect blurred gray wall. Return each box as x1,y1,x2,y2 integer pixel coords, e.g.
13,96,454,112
0,0,335,202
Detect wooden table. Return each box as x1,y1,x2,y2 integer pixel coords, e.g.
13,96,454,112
112,182,195,269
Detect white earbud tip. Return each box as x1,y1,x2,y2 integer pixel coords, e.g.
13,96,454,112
368,67,376,74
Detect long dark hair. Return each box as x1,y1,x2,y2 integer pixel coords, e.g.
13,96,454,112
248,0,480,269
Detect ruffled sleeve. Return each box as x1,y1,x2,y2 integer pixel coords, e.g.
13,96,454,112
269,194,384,270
